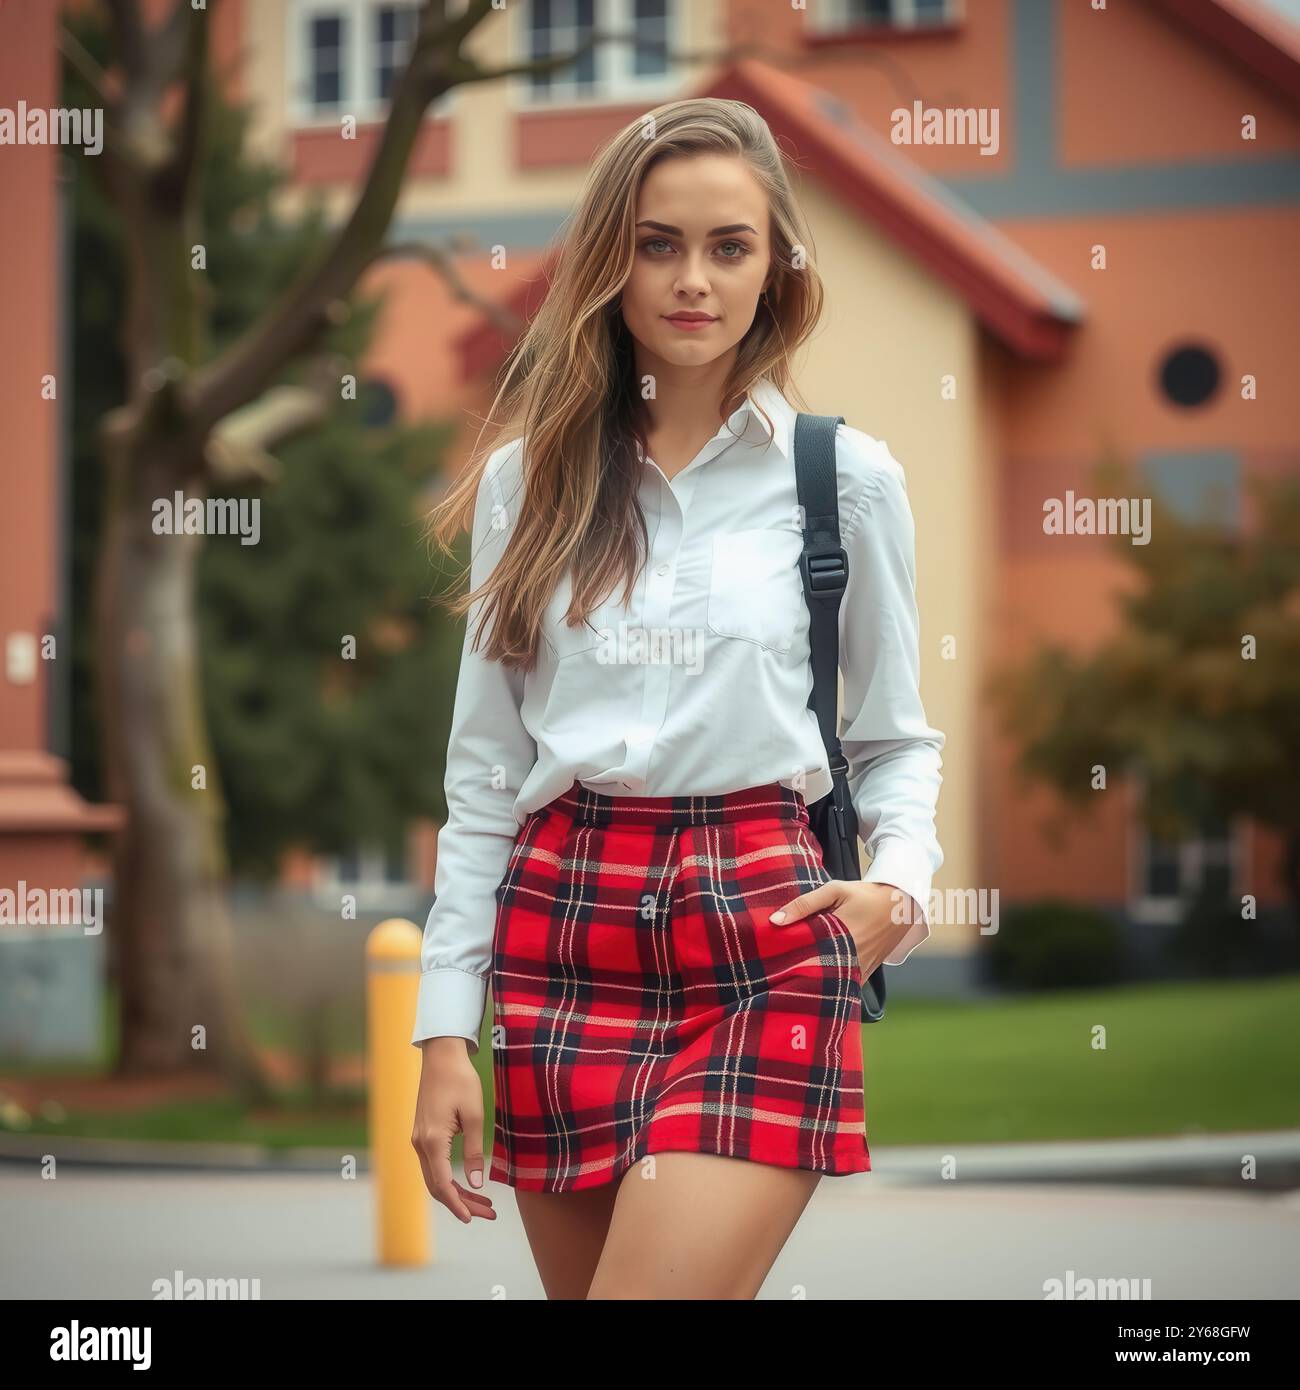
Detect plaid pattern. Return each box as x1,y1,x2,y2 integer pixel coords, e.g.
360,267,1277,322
488,780,869,1192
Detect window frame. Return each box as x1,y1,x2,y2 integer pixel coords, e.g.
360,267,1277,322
1127,772,1248,926
805,0,962,37
286,0,456,130
316,836,417,912
1139,449,1241,534
509,0,682,113
372,1,422,107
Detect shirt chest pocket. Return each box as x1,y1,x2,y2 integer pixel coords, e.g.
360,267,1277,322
706,528,806,654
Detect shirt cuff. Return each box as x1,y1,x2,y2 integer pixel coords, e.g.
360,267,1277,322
864,837,934,965
410,967,488,1054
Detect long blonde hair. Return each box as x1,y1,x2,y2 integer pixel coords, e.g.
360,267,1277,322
426,96,825,670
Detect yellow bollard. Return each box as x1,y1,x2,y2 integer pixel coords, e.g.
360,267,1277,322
366,917,430,1266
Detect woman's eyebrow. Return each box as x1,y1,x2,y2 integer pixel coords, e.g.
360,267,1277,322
636,221,758,236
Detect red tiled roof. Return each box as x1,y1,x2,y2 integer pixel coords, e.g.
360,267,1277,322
1149,0,1300,107
711,60,1085,357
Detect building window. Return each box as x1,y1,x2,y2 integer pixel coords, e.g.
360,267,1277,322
374,3,420,103
812,0,957,31
308,12,348,109
359,378,400,429
290,0,455,124
1158,343,1221,408
318,837,414,910
1130,778,1244,925
529,0,596,100
631,0,670,78
522,0,678,105
1140,450,1240,530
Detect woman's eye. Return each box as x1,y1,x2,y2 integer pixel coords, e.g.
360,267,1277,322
717,240,750,259
642,238,671,254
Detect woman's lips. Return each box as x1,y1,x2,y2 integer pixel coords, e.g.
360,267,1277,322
664,315,717,332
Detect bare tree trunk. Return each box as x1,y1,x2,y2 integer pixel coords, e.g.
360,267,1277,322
94,433,269,1102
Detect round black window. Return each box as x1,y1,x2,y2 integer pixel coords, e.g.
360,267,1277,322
359,378,400,429
1158,345,1220,408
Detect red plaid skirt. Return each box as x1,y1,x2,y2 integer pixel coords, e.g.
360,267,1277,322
487,780,870,1192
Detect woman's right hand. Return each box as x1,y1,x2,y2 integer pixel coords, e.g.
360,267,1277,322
411,1037,496,1223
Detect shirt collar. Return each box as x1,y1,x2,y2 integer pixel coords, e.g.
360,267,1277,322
633,375,795,464
733,376,794,461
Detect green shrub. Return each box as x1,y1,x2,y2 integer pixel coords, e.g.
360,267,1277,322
985,899,1128,990
1165,884,1290,977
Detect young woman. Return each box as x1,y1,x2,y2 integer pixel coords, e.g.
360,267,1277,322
411,97,945,1299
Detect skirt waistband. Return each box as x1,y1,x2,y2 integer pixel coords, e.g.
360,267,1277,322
546,780,809,828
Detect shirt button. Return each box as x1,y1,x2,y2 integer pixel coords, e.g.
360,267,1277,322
655,563,670,576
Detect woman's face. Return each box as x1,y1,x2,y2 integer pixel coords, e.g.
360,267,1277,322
621,153,773,376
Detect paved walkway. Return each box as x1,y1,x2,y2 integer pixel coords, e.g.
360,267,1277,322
5,1140,1299,1299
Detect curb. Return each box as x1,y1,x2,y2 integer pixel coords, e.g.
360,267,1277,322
0,1133,365,1172
869,1129,1300,1190
2,1128,1299,1183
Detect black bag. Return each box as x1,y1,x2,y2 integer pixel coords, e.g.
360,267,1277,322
793,412,887,1023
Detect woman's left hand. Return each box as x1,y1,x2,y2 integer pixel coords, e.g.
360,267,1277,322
769,880,920,978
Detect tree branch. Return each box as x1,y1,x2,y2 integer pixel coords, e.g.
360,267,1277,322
435,0,496,49
104,0,147,87
204,377,338,483
445,28,608,87
58,22,139,177
375,239,527,339
58,22,118,110
187,0,485,433
444,30,790,88
153,2,210,208
153,0,204,88
184,0,789,437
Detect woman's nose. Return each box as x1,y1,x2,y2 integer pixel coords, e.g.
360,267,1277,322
674,254,711,294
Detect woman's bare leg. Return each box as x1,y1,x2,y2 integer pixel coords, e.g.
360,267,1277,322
513,1184,621,1299
586,1151,821,1300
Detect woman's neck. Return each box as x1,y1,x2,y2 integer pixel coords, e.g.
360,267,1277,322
634,351,744,444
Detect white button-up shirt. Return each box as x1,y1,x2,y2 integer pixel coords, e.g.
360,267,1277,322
412,376,945,1050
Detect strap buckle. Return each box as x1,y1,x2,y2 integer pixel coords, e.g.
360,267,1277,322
800,543,848,601
828,750,850,778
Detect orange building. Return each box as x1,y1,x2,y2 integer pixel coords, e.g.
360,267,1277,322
2,0,1297,1008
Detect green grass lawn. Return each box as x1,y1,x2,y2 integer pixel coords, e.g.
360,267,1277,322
0,1091,368,1151
2,977,1297,1152
865,975,1300,1143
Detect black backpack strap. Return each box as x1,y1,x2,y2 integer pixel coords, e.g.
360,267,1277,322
793,412,848,778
